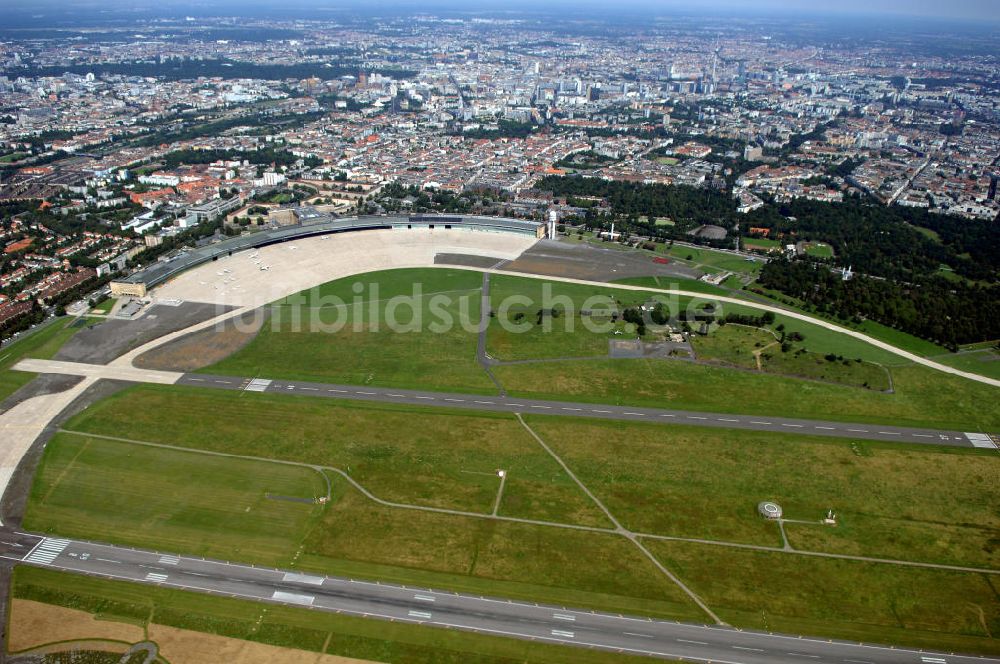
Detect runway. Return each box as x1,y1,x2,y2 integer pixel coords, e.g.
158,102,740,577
178,373,996,448
0,531,995,664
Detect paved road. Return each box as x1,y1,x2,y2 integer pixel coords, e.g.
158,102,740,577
0,532,996,664
178,373,996,448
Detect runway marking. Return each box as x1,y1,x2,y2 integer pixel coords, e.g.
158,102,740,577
213,380,232,385
388,394,406,397
878,431,900,436
553,613,576,621
843,660,875,664
786,654,819,659
623,412,644,416
531,405,552,409
145,572,168,582
592,409,612,414
781,424,804,428
814,426,835,430
913,434,932,438
966,432,998,449
659,414,675,418
95,558,120,564
623,632,654,638
272,590,314,605
848,429,868,433
355,391,377,395
561,407,582,411
687,416,707,420
551,629,575,638
301,387,318,391
920,658,947,664
506,403,524,407
414,594,436,602
474,400,494,405
677,638,707,645
750,421,772,425
443,398,465,402
158,555,180,565
187,378,205,382
732,646,764,652
24,538,70,565
244,378,271,393
408,610,432,619
719,418,739,422
283,572,324,585
414,396,435,400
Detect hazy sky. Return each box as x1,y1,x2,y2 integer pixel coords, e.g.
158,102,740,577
636,0,998,20
6,0,999,23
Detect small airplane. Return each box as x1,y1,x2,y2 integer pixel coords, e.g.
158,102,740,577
260,265,271,271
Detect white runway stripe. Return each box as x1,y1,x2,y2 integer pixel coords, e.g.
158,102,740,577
244,378,272,392
966,432,997,449
24,538,70,565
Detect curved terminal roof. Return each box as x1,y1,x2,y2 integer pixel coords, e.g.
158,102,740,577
119,214,542,290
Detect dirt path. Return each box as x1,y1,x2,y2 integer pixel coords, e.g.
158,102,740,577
752,341,780,371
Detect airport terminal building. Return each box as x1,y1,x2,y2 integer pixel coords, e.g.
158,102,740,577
110,214,545,297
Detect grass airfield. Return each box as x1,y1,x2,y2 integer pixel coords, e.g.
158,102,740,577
12,263,1000,659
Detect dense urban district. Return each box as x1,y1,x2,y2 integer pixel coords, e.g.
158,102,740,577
0,6,999,664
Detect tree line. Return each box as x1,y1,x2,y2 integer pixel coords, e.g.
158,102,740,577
758,258,1000,348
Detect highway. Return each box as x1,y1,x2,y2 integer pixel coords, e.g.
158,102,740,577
178,373,997,449
0,531,995,664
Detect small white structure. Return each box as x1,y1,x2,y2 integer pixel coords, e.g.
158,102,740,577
758,501,783,520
